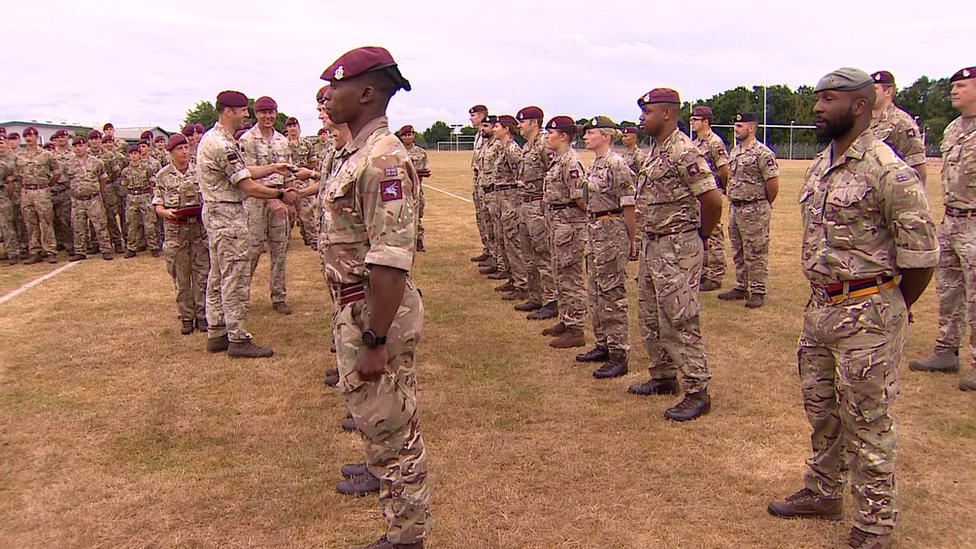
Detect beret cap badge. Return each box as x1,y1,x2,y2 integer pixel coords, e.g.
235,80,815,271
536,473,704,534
334,65,344,80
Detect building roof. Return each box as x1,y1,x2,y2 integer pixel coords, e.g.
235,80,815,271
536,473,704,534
113,126,172,140
0,120,92,132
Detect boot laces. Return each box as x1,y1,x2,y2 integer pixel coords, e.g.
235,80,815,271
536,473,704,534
785,488,816,502
846,528,872,548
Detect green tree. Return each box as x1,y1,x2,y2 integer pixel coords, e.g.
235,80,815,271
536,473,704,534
460,125,477,136
184,100,218,129
422,121,452,147
896,76,958,149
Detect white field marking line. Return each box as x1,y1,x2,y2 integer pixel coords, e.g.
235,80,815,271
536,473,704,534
0,261,79,305
424,184,472,203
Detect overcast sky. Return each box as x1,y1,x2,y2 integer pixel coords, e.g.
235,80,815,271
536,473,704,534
0,0,968,135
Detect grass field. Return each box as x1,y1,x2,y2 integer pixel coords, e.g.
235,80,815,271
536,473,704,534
1,151,974,549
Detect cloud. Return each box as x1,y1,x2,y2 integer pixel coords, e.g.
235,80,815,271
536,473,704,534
140,73,201,97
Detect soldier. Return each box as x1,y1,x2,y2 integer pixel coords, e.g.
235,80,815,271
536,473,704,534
397,125,430,252
198,90,299,358
909,66,976,390
469,105,493,264
88,130,126,254
540,116,587,348
577,116,637,378
0,134,19,264
15,127,60,264
101,136,129,243
285,116,318,249
153,134,209,335
62,137,113,261
138,138,163,174
50,129,78,252
307,46,430,549
477,115,506,279
103,123,128,156
490,116,525,297
240,96,293,315
690,106,730,291
153,135,170,167
620,125,646,176
870,71,927,183
626,88,721,421
189,123,206,164
514,106,556,318
767,67,938,549
120,145,159,258
716,113,780,308
3,132,28,260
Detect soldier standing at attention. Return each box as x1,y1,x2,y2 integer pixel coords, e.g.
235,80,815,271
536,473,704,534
717,113,780,309
767,68,937,549
2,132,28,262
49,129,75,252
154,134,209,335
307,47,431,549
540,116,587,348
577,116,637,378
15,127,60,264
103,123,128,156
514,106,556,318
63,136,113,261
397,125,430,252
101,136,129,244
909,67,976,390
469,105,492,264
121,146,159,258
870,71,927,183
478,115,505,279
626,89,721,421
690,106,730,292
0,134,20,264
88,130,126,254
620,126,645,176
198,90,299,358
490,115,526,298
240,96,293,315
284,116,318,249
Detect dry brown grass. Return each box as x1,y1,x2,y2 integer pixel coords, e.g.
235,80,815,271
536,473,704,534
0,153,974,549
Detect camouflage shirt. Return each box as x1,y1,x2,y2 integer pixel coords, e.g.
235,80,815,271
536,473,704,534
141,155,162,178
940,115,976,210
151,148,169,168
314,136,337,174
491,139,521,187
693,130,729,190
727,138,779,202
872,103,926,168
544,146,585,207
0,159,14,192
471,131,487,174
318,116,418,285
287,137,315,169
405,144,430,180
635,128,715,235
239,126,288,188
584,149,636,213
91,147,120,179
621,145,646,176
63,154,107,198
152,162,201,209
799,129,938,286
196,122,251,204
518,133,550,197
15,148,58,188
479,138,500,190
119,160,156,192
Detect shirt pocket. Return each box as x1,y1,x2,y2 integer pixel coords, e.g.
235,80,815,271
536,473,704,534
823,183,872,249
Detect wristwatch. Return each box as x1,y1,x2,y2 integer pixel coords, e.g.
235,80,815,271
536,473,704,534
362,329,387,348
276,190,285,200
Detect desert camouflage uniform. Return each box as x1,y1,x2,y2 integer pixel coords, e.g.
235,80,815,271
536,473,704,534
932,116,976,361
91,145,125,249
151,147,168,168
518,132,555,306
727,138,779,297
0,160,19,255
871,103,926,176
492,139,524,288
239,126,290,306
481,139,505,272
51,147,75,250
797,128,937,535
287,136,317,247
63,154,111,255
153,162,209,323
471,132,492,256
198,122,254,343
694,130,730,284
635,128,714,394
318,116,430,545
120,160,158,252
406,144,429,245
584,149,635,354
545,147,587,330
15,148,58,256
621,144,646,176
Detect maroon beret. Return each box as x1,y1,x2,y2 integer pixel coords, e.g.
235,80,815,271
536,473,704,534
102,135,114,142
398,125,415,135
545,116,576,131
23,126,38,136
194,123,205,133
140,130,153,140
516,106,544,121
138,140,150,147
316,85,330,103
234,129,247,140
216,90,248,108
950,67,976,82
691,106,714,119
0,127,5,136
181,125,194,136
7,133,20,140
71,136,86,146
620,126,639,135
253,96,277,112
469,105,488,114
638,88,680,107
42,142,54,150
317,127,328,136
871,71,895,85
103,122,114,130
321,46,396,82
51,129,68,138
166,133,188,151
87,130,102,139
127,145,140,154
496,115,518,129
285,117,299,126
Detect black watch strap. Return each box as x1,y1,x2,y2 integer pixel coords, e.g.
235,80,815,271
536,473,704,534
276,190,284,200
362,329,388,348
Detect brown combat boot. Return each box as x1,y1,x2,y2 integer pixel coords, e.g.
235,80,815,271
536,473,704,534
350,534,424,549
960,366,976,391
206,334,229,352
196,317,208,332
124,250,137,258
227,339,273,358
470,251,489,262
767,487,844,520
699,279,721,292
45,254,57,264
273,301,292,315
745,294,765,309
541,322,567,336
494,280,515,292
68,254,86,262
502,290,528,301
909,349,960,373
102,252,113,260
324,368,340,387
180,319,194,335
415,238,425,252
514,300,542,312
839,527,891,549
550,328,584,348
486,270,509,280
576,345,609,363
664,389,711,421
478,265,497,275
628,376,680,395
527,301,558,320
717,288,747,301
593,351,628,379
23,254,42,265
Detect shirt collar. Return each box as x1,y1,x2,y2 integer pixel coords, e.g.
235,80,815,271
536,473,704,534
338,116,389,158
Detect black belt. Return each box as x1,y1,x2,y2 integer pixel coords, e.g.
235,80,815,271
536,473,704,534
945,206,976,218
643,228,698,240
522,196,543,203
72,193,100,200
482,185,495,193
22,184,48,190
494,184,518,191
730,198,764,207
548,202,579,211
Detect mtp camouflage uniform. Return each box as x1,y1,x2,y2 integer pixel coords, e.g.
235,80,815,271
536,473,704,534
693,130,730,285
727,138,779,297
63,154,111,256
15,147,58,257
120,160,158,252
518,132,555,307
545,147,587,330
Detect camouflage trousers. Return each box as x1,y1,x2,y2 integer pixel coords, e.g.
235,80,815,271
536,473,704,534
0,191,20,255
729,200,771,295
484,189,506,272
934,216,976,360
498,187,527,290
587,217,631,353
126,193,157,252
637,229,710,393
245,197,289,305
416,184,425,244
163,221,209,321
51,189,73,251
12,193,27,255
297,194,318,247
203,202,252,343
20,188,56,255
550,210,587,329
333,279,431,545
799,286,907,535
472,177,491,255
101,185,124,247
518,198,556,306
70,196,110,255
702,220,727,283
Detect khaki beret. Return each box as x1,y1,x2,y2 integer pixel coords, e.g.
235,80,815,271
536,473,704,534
814,67,873,93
